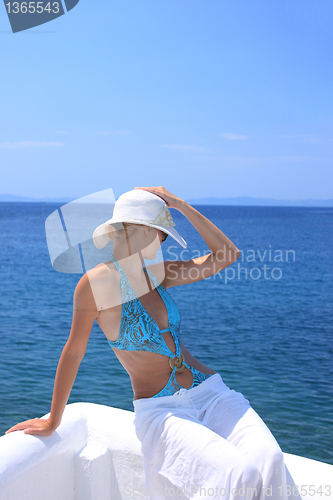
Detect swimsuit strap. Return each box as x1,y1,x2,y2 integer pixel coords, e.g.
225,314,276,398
110,254,163,295
109,254,137,302
143,266,160,286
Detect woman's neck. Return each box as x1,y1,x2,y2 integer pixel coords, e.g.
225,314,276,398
112,251,145,280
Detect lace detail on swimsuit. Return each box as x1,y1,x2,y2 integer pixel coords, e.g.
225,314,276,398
151,366,212,398
108,256,182,357
107,254,213,397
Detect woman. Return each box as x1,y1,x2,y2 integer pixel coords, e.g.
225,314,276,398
6,186,289,500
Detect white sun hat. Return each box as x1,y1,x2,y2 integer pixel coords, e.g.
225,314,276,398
92,189,187,249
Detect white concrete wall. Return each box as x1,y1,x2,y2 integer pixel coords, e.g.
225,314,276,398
0,403,145,500
0,403,332,500
283,453,333,500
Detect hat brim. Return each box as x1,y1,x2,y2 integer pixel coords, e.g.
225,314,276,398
93,218,187,250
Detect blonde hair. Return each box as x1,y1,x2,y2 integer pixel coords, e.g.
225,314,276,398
106,222,145,243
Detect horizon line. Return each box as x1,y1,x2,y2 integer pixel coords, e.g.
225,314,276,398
0,193,332,208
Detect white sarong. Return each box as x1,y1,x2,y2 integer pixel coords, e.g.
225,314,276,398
133,373,297,500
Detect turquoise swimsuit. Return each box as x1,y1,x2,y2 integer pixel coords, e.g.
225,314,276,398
108,254,213,398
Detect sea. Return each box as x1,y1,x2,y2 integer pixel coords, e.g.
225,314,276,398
0,202,332,465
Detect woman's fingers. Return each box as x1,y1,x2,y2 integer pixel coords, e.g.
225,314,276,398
5,418,55,436
5,418,37,434
133,186,183,210
134,186,168,197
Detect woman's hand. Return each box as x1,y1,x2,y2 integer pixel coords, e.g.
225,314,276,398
5,417,57,437
133,186,185,211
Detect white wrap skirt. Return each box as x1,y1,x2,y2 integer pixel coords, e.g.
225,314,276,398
133,373,298,500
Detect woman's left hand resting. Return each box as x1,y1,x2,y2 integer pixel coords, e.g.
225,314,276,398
133,186,184,211
5,273,98,438
5,417,57,436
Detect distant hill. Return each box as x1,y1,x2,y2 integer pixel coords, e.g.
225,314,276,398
185,196,333,207
0,193,332,207
0,194,75,203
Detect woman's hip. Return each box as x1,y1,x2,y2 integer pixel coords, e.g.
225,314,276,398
133,372,251,432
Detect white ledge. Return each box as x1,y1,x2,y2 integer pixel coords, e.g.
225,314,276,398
0,403,332,500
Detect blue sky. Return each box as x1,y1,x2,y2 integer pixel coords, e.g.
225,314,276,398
1,0,332,201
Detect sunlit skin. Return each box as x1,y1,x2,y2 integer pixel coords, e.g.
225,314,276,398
6,186,241,436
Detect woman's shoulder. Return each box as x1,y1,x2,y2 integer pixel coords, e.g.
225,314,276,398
83,260,119,281
74,262,120,312
88,261,117,279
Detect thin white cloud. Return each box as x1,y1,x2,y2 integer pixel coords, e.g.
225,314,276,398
112,130,132,136
160,144,209,153
303,137,322,143
0,141,65,148
94,131,132,136
201,155,324,168
262,155,322,162
220,133,248,141
268,134,322,142
219,133,323,142
269,134,310,139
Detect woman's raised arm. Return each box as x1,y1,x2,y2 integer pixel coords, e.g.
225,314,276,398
134,186,241,287
5,273,98,436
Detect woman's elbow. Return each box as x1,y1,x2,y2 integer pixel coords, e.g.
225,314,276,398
234,249,241,261
62,342,86,362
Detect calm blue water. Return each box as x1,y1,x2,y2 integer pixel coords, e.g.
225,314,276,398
0,202,332,465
